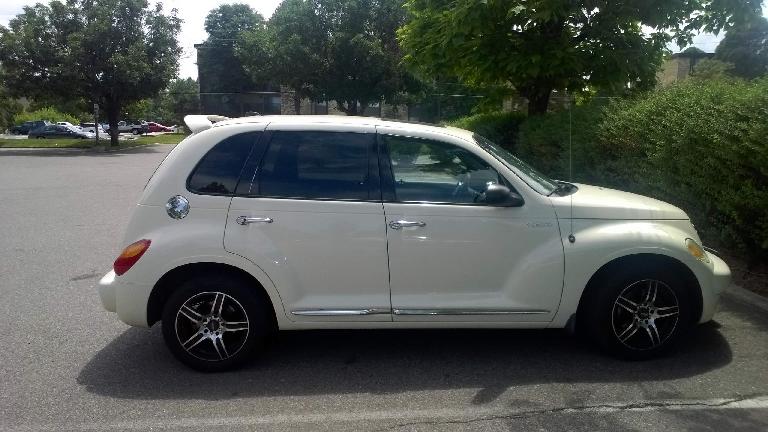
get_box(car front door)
[377,127,564,323]
[224,125,392,322]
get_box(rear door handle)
[236,216,273,225]
[389,220,426,230]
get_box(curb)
[0,143,165,155]
[723,284,768,313]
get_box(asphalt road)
[1,145,768,431]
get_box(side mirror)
[484,184,524,207]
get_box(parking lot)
[1,145,767,431]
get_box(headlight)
[685,238,709,262]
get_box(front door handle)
[389,220,426,230]
[236,216,273,225]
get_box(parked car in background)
[80,122,106,135]
[10,120,52,135]
[98,115,730,371]
[106,120,148,135]
[56,122,80,129]
[147,122,174,133]
[29,124,94,139]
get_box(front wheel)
[161,275,274,372]
[132,129,140,135]
[581,267,695,360]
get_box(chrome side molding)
[291,308,391,316]
[290,308,549,316]
[392,309,549,316]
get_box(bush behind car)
[450,77,768,261]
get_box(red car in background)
[147,122,174,133]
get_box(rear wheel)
[132,129,140,135]
[581,266,694,359]
[161,274,274,372]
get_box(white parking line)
[9,395,768,431]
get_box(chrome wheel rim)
[175,292,249,362]
[611,279,679,351]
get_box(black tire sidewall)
[582,266,695,360]
[161,275,272,372]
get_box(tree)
[318,0,407,115]
[691,59,736,80]
[239,0,323,114]
[398,0,763,115]
[237,0,410,116]
[0,0,182,146]
[715,16,768,79]
[198,4,265,104]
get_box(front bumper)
[699,252,731,323]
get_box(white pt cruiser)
[99,115,731,371]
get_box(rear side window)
[187,132,260,195]
[255,131,373,200]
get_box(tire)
[161,274,274,372]
[132,129,140,135]
[580,265,695,360]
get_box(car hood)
[549,183,688,220]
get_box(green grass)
[0,133,187,149]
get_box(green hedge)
[13,107,80,126]
[451,78,768,259]
[447,111,526,150]
[599,78,768,255]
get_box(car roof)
[210,115,473,141]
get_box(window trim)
[185,131,262,197]
[235,129,381,202]
[378,133,519,207]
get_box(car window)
[187,132,260,196]
[383,135,508,205]
[254,131,373,201]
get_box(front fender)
[550,219,714,327]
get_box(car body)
[147,122,174,133]
[80,122,106,135]
[98,115,730,371]
[10,120,51,135]
[29,124,94,139]
[107,120,148,135]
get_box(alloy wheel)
[174,291,250,362]
[611,279,680,350]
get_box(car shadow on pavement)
[77,321,732,403]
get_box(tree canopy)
[0,0,181,146]
[198,4,266,97]
[237,0,410,115]
[398,0,764,115]
[715,15,768,79]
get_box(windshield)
[473,134,558,195]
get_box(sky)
[0,0,763,80]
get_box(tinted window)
[255,131,373,200]
[383,135,507,204]
[187,132,259,195]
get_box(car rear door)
[377,127,564,323]
[224,124,392,322]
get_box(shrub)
[516,101,607,183]
[13,107,80,126]
[447,111,526,150]
[599,77,768,257]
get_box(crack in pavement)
[376,394,768,431]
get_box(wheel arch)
[146,262,278,327]
[575,253,703,329]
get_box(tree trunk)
[106,101,120,147]
[293,93,301,115]
[525,87,552,116]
